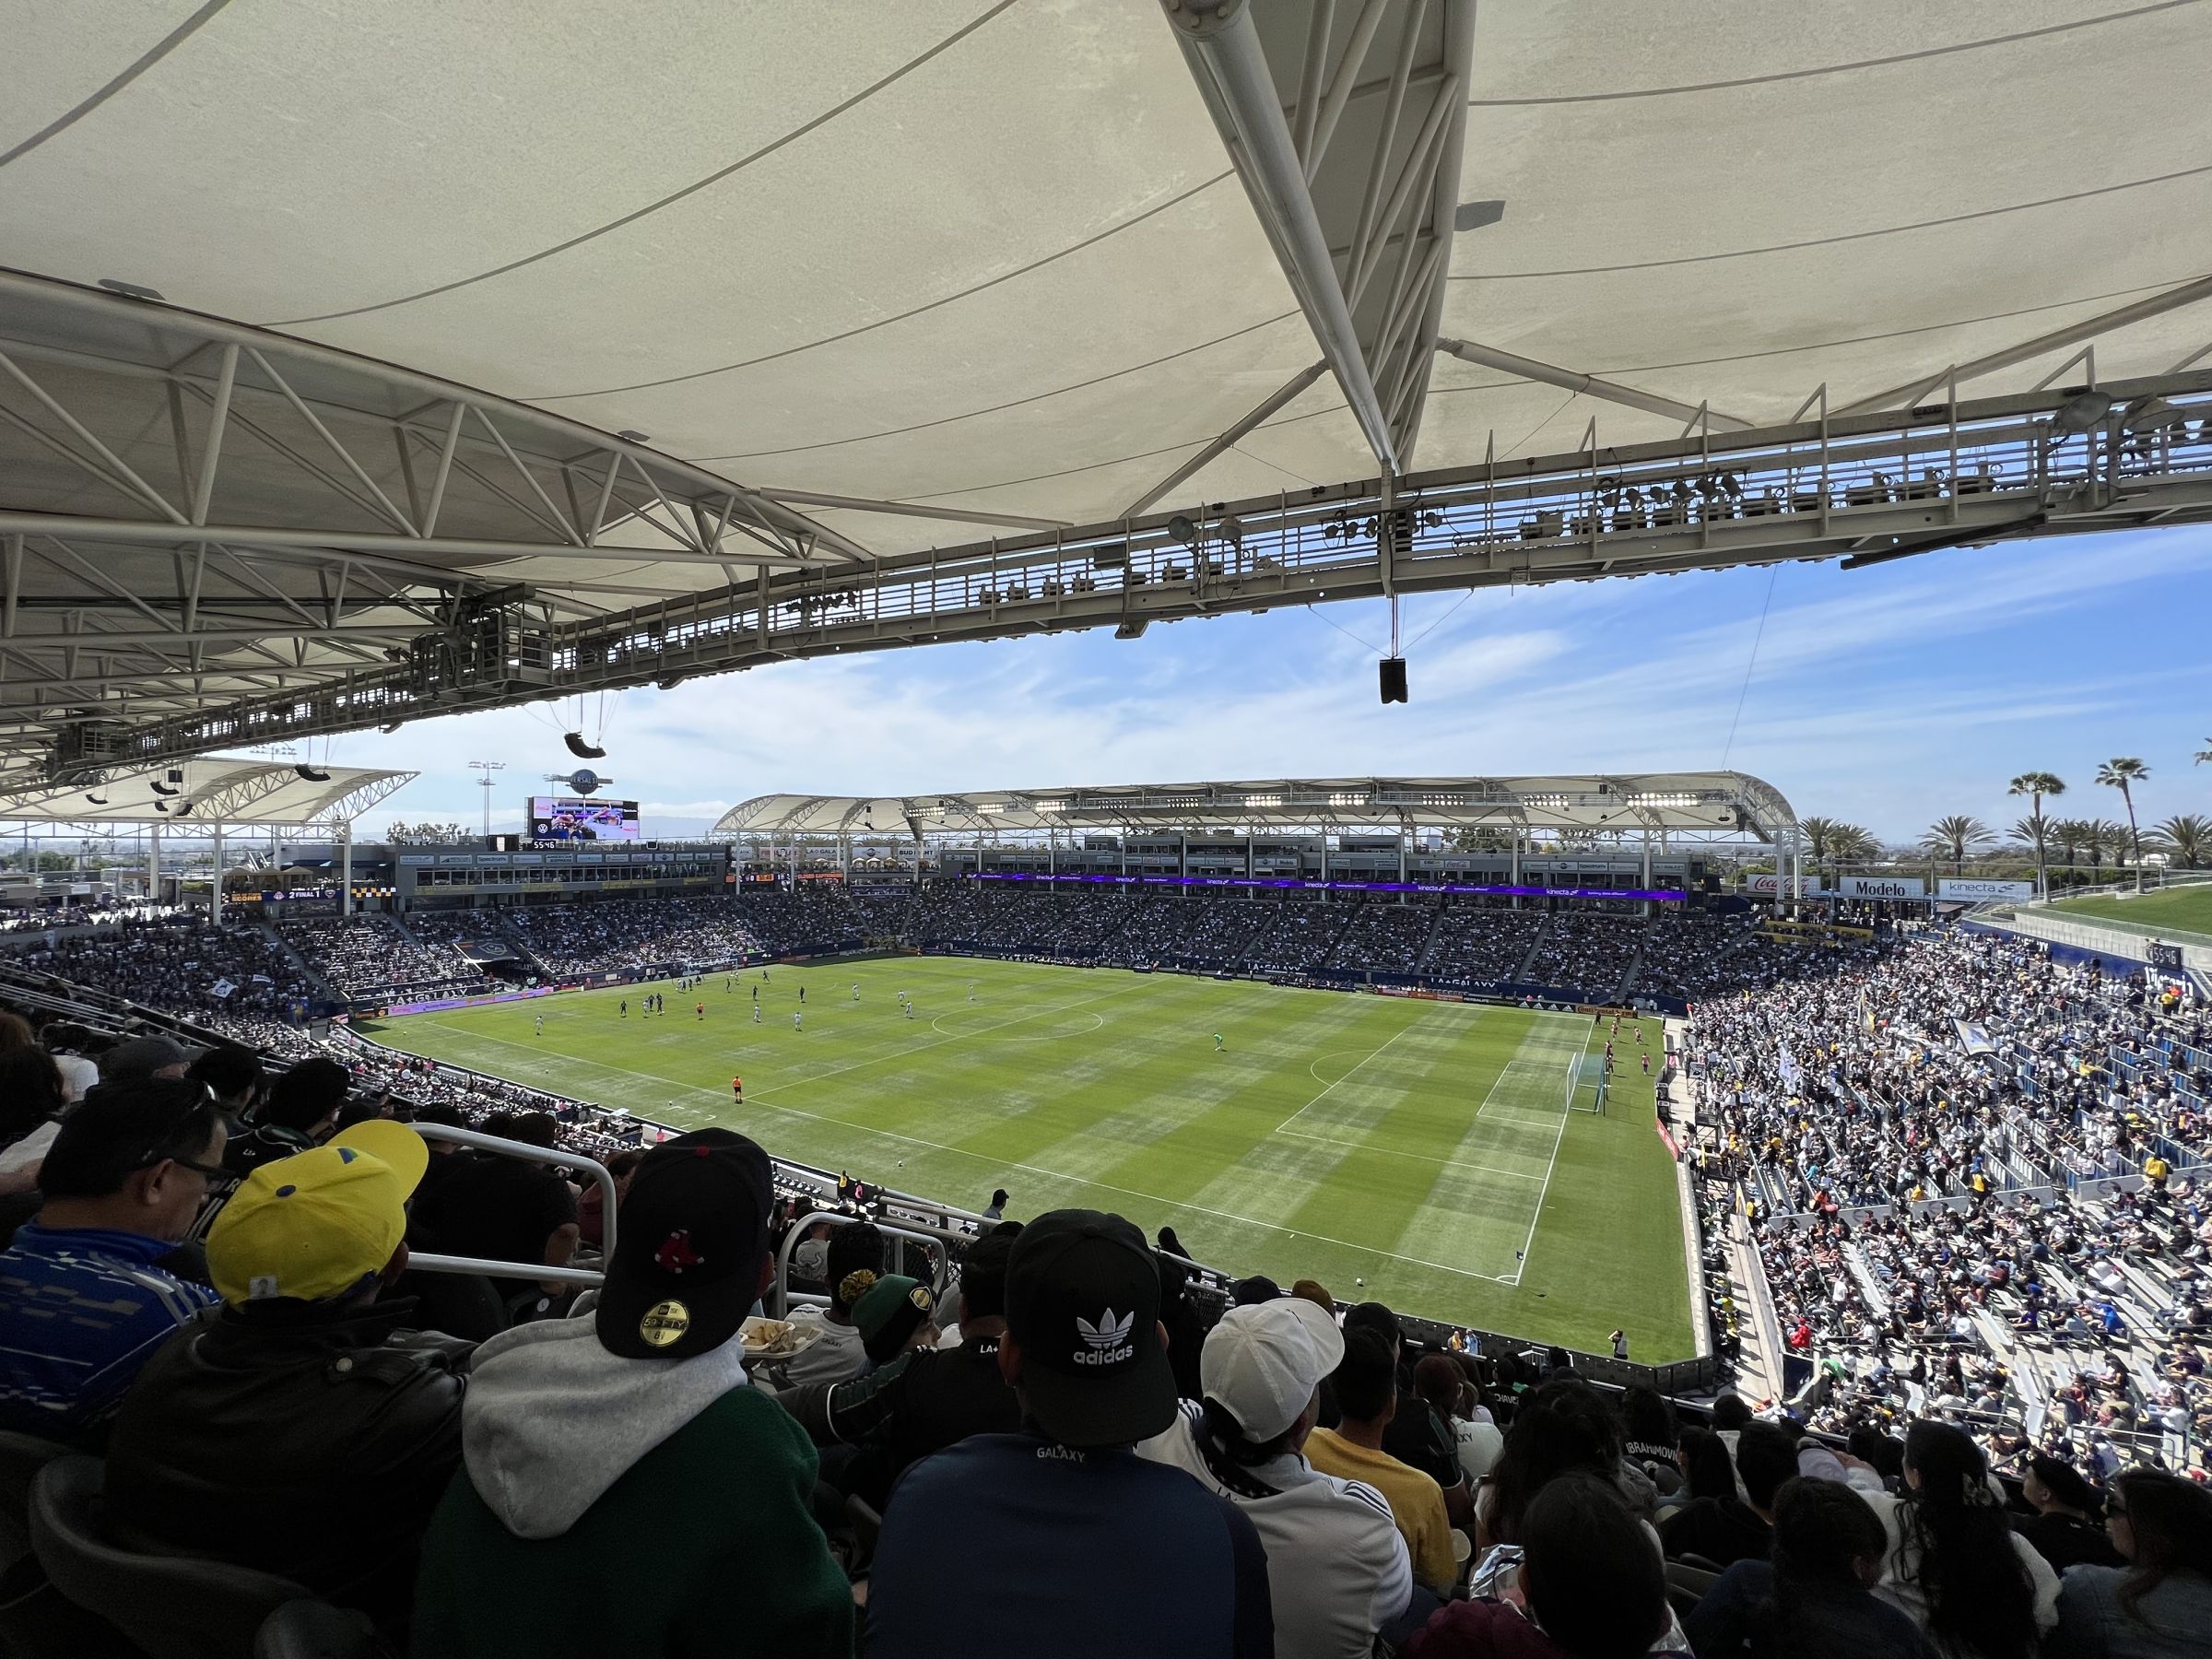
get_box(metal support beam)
[1121,360,1328,517]
[0,514,818,571]
[1164,1,1400,472]
[1436,339,1754,429]
[754,489,1070,532]
[1838,272,2212,415]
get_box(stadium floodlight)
[1166,514,1198,547]
[1219,517,1245,549]
[2121,394,2188,433]
[2048,389,2113,441]
[616,429,651,443]
[97,277,165,300]
[1115,620,1149,640]
[379,721,404,734]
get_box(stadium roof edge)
[0,757,415,829]
[711,772,1795,840]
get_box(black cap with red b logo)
[595,1128,772,1360]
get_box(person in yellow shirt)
[1302,1328,1457,1594]
[2146,1153,2171,1189]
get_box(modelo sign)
[1834,876,1924,899]
[1745,875,1924,899]
[1936,878,2034,901]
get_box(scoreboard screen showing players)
[528,796,641,842]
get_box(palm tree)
[2096,758,2151,889]
[2197,738,2212,766]
[2157,813,2210,870]
[1797,817,1840,886]
[2007,771,2066,897]
[1921,815,1994,876]
[2051,818,2092,887]
[1829,823,1877,885]
[2086,818,2128,882]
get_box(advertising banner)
[1747,875,1928,900]
[1834,876,1925,900]
[1936,878,2033,901]
[1744,875,1826,897]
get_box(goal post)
[1569,1053,1608,1115]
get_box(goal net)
[1568,1053,1609,1115]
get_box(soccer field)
[368,957,1696,1358]
[2050,884,2212,938]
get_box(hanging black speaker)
[563,731,607,759]
[1379,657,1408,703]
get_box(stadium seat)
[253,1600,382,1659]
[0,1430,69,1566]
[393,1267,507,1342]
[29,1454,315,1659]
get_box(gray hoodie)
[460,1312,752,1539]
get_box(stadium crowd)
[0,901,2207,1654]
[1688,926,2212,1500]
[499,894,765,975]
[279,915,489,1003]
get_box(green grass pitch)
[368,957,1697,1358]
[2050,884,2212,937]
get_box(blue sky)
[332,528,2212,845]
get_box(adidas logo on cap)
[1074,1307,1135,1366]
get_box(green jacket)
[411,1384,853,1657]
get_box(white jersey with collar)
[1138,1399,1411,1659]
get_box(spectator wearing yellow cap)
[103,1119,469,1633]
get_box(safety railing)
[405,1122,618,1290]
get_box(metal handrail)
[770,1207,958,1319]
[404,1122,617,1288]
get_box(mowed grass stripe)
[371,959,1692,1356]
[1382,1015,1593,1283]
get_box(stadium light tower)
[469,759,506,839]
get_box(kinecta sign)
[1936,878,2034,901]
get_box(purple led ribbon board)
[968,871,1684,902]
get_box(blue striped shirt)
[0,1223,216,1440]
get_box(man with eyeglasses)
[0,1077,226,1442]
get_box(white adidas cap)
[1200,1295,1345,1443]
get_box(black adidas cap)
[1005,1209,1174,1449]
[595,1128,772,1360]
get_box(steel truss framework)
[7,287,2212,788]
[5,237,2212,788]
[1163,0,1473,476]
[0,757,415,830]
[712,772,1797,846]
[0,267,868,778]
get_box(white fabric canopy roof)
[714,771,1796,838]
[0,756,414,827]
[6,0,2206,548]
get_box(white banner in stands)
[1936,878,2034,901]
